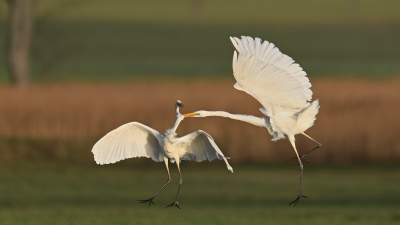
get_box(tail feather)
[297,100,319,133]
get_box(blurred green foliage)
[30,0,400,25]
[0,0,399,82]
[0,164,399,224]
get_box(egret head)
[176,100,185,109]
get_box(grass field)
[1,0,400,82]
[0,163,399,225]
[31,0,400,25]
[1,1,399,224]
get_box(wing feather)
[92,122,164,165]
[254,37,262,59]
[231,36,312,111]
[178,130,233,172]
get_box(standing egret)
[92,100,233,209]
[183,36,321,206]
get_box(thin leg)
[302,133,321,146]
[289,137,309,207]
[138,157,171,206]
[165,159,182,209]
[290,133,322,162]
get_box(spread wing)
[178,130,233,172]
[230,36,312,111]
[92,122,164,165]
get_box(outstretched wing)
[92,122,164,165]
[231,36,312,111]
[178,130,233,172]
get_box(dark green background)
[0,0,399,82]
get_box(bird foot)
[165,201,180,209]
[137,197,156,207]
[289,195,309,207]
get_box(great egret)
[92,100,233,209]
[183,36,321,206]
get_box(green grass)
[1,22,399,83]
[30,0,400,25]
[0,0,399,83]
[0,163,399,225]
[2,0,400,25]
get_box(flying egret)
[92,100,233,209]
[183,36,321,206]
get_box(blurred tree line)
[2,0,398,85]
[4,0,33,86]
[2,0,204,86]
[3,0,86,86]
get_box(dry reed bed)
[0,79,399,163]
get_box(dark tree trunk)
[5,0,33,86]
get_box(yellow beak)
[183,112,200,117]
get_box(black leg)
[138,158,170,207]
[289,144,321,163]
[289,162,309,207]
[289,133,322,162]
[289,137,309,207]
[165,160,182,209]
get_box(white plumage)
[183,36,321,206]
[92,100,232,209]
[93,122,164,164]
[92,121,232,170]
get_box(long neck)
[171,115,184,133]
[198,110,266,128]
[175,103,180,117]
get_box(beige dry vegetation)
[0,79,399,163]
